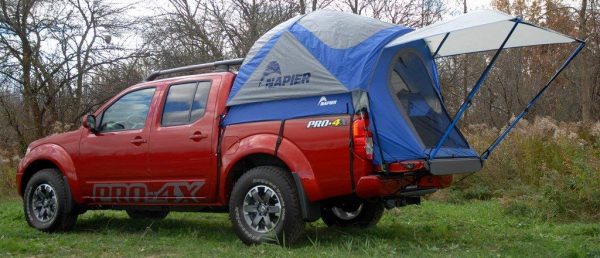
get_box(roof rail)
[144,58,244,81]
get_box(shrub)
[0,162,17,198]
[449,117,600,221]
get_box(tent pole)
[429,19,520,160]
[433,33,450,57]
[480,41,585,160]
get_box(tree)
[1,0,598,155]
[0,0,145,152]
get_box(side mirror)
[83,114,97,133]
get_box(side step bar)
[145,58,244,81]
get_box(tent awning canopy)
[385,10,579,57]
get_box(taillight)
[375,160,425,173]
[353,110,373,160]
[387,160,425,172]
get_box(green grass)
[1,199,598,257]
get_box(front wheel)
[321,200,384,228]
[229,166,305,245]
[23,169,78,232]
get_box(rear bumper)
[426,157,483,175]
[355,174,451,199]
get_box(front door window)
[99,88,156,132]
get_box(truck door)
[78,87,157,203]
[146,79,219,203]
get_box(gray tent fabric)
[386,10,577,57]
[228,10,408,106]
[297,10,395,49]
[228,31,348,106]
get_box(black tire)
[23,168,78,232]
[126,210,170,220]
[229,166,305,245]
[321,201,384,228]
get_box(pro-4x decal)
[306,118,348,128]
[92,181,204,203]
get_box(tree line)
[0,0,597,154]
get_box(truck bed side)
[220,114,354,202]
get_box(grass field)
[0,198,598,257]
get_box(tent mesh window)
[388,48,467,149]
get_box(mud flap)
[292,173,320,222]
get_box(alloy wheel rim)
[331,203,363,220]
[242,185,282,233]
[31,184,58,223]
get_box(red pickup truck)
[17,59,454,244]
[18,9,580,245]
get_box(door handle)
[130,136,147,145]
[189,131,208,141]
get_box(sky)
[113,0,495,50]
[122,0,495,18]
[460,0,493,11]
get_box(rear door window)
[162,81,212,126]
[190,82,211,121]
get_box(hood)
[27,129,82,152]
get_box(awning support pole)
[480,41,585,160]
[429,19,520,160]
[433,33,450,57]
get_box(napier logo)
[318,96,337,106]
[259,61,311,88]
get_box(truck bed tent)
[223,9,583,173]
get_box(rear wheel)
[321,200,384,228]
[229,166,305,245]
[23,169,78,232]
[126,210,170,220]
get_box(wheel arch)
[18,144,82,203]
[225,153,290,194]
[220,133,323,207]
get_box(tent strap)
[429,19,521,160]
[480,41,585,160]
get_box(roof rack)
[144,58,244,81]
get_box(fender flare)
[220,133,323,204]
[18,144,83,203]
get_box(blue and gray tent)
[224,9,583,173]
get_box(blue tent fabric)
[223,93,353,125]
[367,41,426,163]
[224,10,478,164]
[368,40,475,163]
